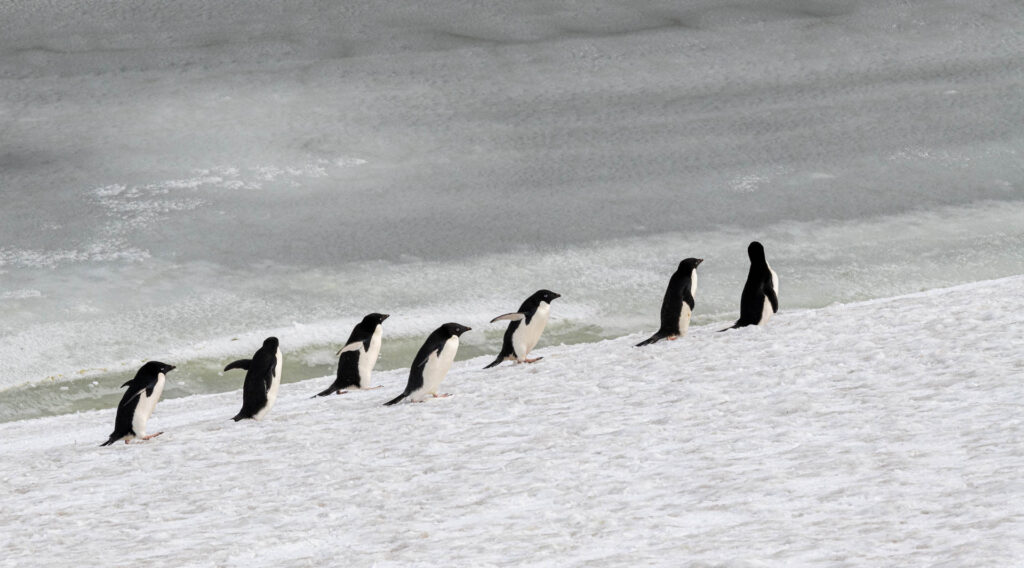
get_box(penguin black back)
[385,322,471,406]
[484,289,561,369]
[226,336,282,421]
[314,313,389,397]
[100,361,175,446]
[637,258,702,347]
[727,241,778,329]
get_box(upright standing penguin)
[484,289,561,369]
[100,361,174,446]
[225,336,283,421]
[384,323,471,406]
[314,313,389,397]
[636,258,703,346]
[725,241,778,329]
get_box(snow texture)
[2,277,1022,566]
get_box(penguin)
[100,361,174,446]
[225,336,283,421]
[724,241,778,329]
[314,313,389,397]
[384,322,471,406]
[636,258,704,347]
[484,289,561,369]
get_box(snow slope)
[1,277,1023,566]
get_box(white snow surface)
[2,277,1022,567]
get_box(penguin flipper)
[224,359,252,372]
[635,332,668,347]
[490,312,525,323]
[766,288,779,313]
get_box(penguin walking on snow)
[636,258,703,346]
[384,323,471,406]
[314,313,389,396]
[724,241,778,329]
[484,289,560,369]
[100,361,174,446]
[225,337,283,421]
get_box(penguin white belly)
[253,349,283,420]
[678,304,692,337]
[679,269,697,336]
[358,327,383,388]
[411,337,458,402]
[131,372,166,437]
[760,266,779,325]
[513,302,550,359]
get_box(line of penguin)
[101,241,779,446]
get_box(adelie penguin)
[724,241,778,330]
[636,258,703,347]
[384,323,471,406]
[100,361,174,446]
[484,289,560,369]
[314,313,389,397]
[225,336,283,421]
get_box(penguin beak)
[696,258,704,266]
[167,365,176,372]
[381,314,390,321]
[552,293,561,299]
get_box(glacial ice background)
[1,0,1023,421]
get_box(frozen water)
[1,277,1022,566]
[1,2,1023,406]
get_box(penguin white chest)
[131,372,166,437]
[678,269,697,336]
[760,265,779,324]
[513,302,550,359]
[359,326,383,387]
[254,349,283,420]
[412,337,458,402]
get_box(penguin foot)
[141,432,164,441]
[524,357,544,363]
[335,390,350,395]
[368,385,384,390]
[668,336,679,341]
[432,393,452,398]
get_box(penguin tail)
[718,321,744,332]
[313,386,335,398]
[231,412,247,422]
[484,350,512,369]
[99,437,117,447]
[383,392,408,406]
[635,332,667,347]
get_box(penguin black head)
[140,361,175,376]
[747,241,766,262]
[531,289,561,303]
[441,322,472,337]
[364,313,390,324]
[263,337,280,349]
[679,258,704,271]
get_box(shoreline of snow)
[2,276,1023,566]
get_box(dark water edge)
[0,322,609,424]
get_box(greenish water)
[0,323,609,424]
